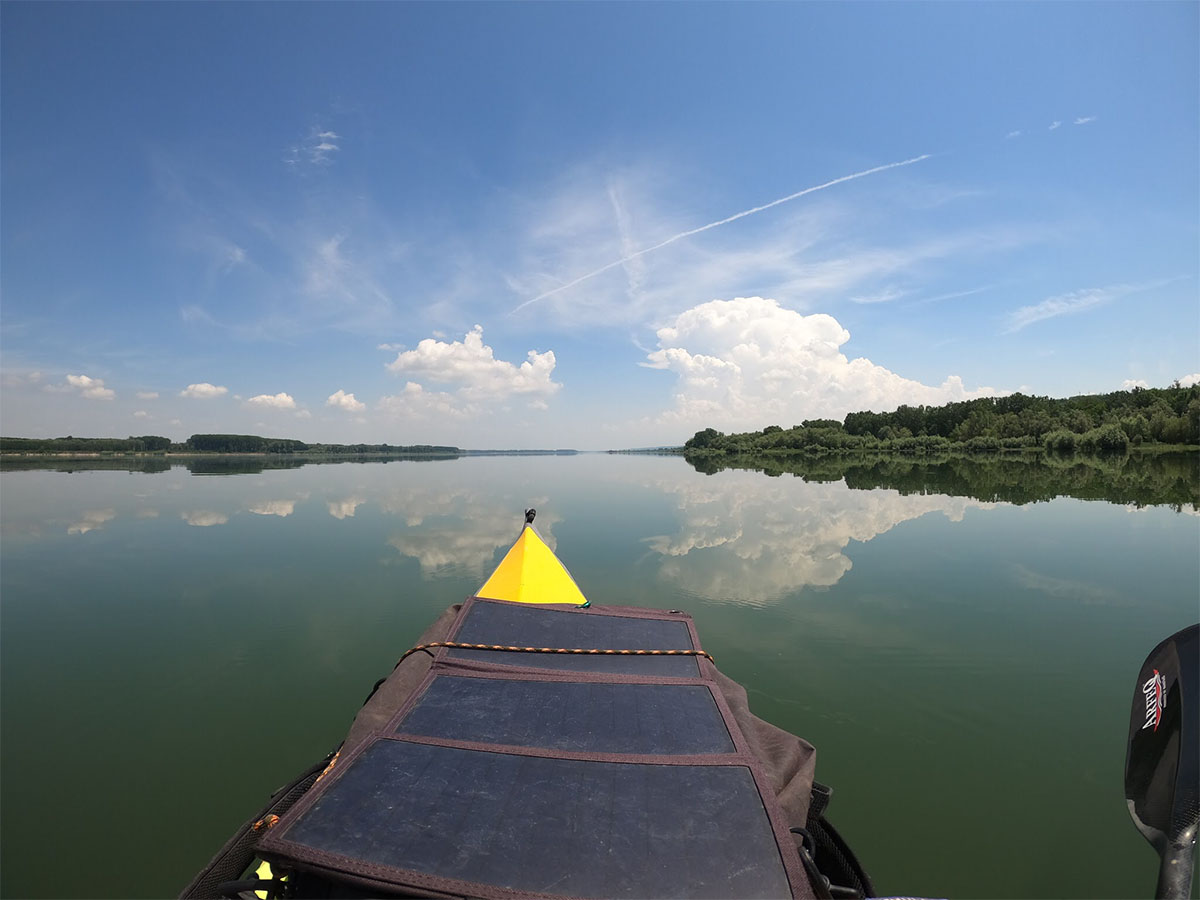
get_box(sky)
[2,2,1197,449]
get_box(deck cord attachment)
[397,640,714,665]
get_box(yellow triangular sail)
[477,524,589,606]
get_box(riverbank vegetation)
[687,450,1199,511]
[684,385,1199,457]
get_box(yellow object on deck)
[477,522,589,606]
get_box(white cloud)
[1074,116,1097,125]
[1006,130,1022,139]
[136,391,160,400]
[133,410,150,419]
[246,392,296,410]
[1122,379,1150,390]
[644,297,998,431]
[63,374,115,400]
[1049,121,1062,130]
[327,389,366,412]
[181,382,228,399]
[378,381,471,420]
[1179,373,1200,388]
[295,409,312,419]
[386,325,560,405]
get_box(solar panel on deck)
[279,739,791,899]
[449,601,700,675]
[397,675,735,754]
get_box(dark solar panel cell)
[450,602,700,675]
[397,676,735,754]
[282,740,791,899]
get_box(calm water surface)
[1,454,1197,899]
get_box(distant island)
[0,433,579,457]
[683,385,1199,458]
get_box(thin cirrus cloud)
[1002,280,1171,333]
[383,325,560,416]
[246,392,296,410]
[180,382,228,399]
[285,127,342,168]
[327,389,366,412]
[510,153,933,314]
[1074,116,1097,125]
[643,296,999,433]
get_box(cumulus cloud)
[1122,379,1150,391]
[377,382,470,420]
[136,391,159,400]
[181,382,228,399]
[60,374,115,400]
[1074,116,1096,125]
[1179,374,1200,388]
[133,410,150,419]
[327,389,366,412]
[384,325,560,415]
[644,297,997,431]
[246,392,296,410]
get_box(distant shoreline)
[0,448,594,459]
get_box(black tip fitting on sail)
[525,508,536,525]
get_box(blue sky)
[2,2,1196,448]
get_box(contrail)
[511,153,932,314]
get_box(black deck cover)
[258,598,812,899]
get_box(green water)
[1,453,1196,899]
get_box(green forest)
[685,385,1200,457]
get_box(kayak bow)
[476,508,589,607]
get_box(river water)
[1,453,1196,898]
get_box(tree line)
[0,433,462,455]
[685,385,1200,457]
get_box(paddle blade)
[1125,623,1199,899]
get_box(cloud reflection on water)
[68,509,116,535]
[181,510,229,527]
[644,472,997,606]
[382,485,558,578]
